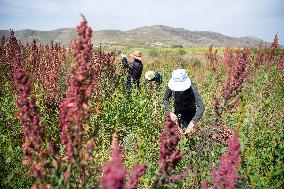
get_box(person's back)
[129,59,143,82]
[172,86,196,112]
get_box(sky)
[0,0,283,44]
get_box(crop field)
[0,18,283,189]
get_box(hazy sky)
[0,0,283,44]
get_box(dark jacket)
[148,71,163,85]
[163,83,204,122]
[122,57,143,81]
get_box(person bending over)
[163,69,204,134]
[144,70,163,86]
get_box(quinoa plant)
[205,44,218,71]
[201,129,241,189]
[152,113,191,188]
[100,134,147,189]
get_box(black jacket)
[163,83,204,122]
[122,57,143,81]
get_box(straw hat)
[145,71,156,80]
[130,50,142,61]
[168,69,191,91]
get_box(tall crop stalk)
[100,134,147,189]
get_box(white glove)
[169,112,177,122]
[184,121,195,134]
[121,53,126,59]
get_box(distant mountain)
[0,25,270,47]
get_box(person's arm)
[191,83,204,122]
[163,86,172,112]
[122,57,129,68]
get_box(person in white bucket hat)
[164,69,204,134]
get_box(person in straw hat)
[121,50,143,92]
[164,69,204,134]
[144,70,162,86]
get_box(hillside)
[0,25,269,47]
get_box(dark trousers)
[126,75,140,92]
[174,109,196,129]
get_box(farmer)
[163,69,204,134]
[144,70,163,86]
[121,50,143,92]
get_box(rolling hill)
[0,25,269,47]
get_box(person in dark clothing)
[144,70,163,86]
[163,69,204,134]
[121,50,143,92]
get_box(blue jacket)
[148,71,162,85]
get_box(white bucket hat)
[168,69,191,91]
[145,70,156,80]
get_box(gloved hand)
[169,112,177,122]
[121,53,127,59]
[184,120,196,134]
